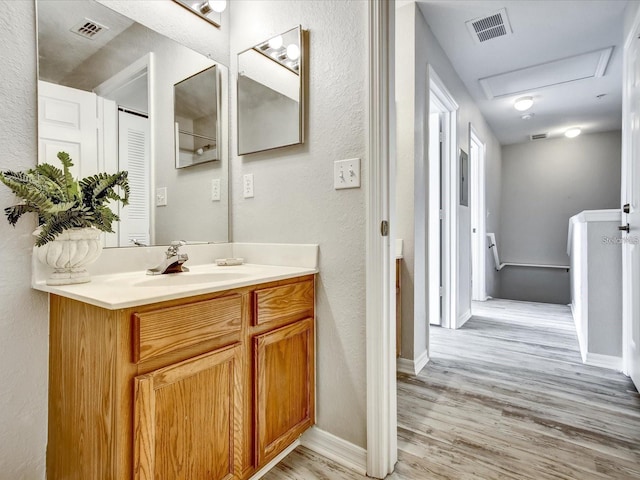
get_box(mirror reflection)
[36,0,228,247]
[175,65,220,169]
[237,26,304,155]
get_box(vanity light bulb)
[286,44,300,61]
[209,0,226,12]
[269,35,283,49]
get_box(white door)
[118,110,151,247]
[623,27,640,390]
[470,127,486,302]
[428,110,442,326]
[38,81,98,178]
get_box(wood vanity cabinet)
[46,275,315,480]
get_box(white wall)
[229,0,368,448]
[395,3,502,360]
[0,2,49,477]
[499,131,621,304]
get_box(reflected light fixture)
[286,43,300,61]
[564,127,581,138]
[521,113,534,120]
[269,35,283,49]
[514,96,534,111]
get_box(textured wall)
[229,0,368,447]
[0,1,49,478]
[499,131,621,303]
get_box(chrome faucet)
[146,241,190,275]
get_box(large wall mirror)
[237,26,305,155]
[36,0,229,247]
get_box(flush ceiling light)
[565,127,581,138]
[514,96,533,111]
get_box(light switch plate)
[334,158,361,189]
[211,178,221,201]
[243,173,254,198]
[156,187,167,207]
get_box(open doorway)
[428,66,458,330]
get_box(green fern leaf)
[4,204,38,226]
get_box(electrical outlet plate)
[334,158,361,189]
[156,187,167,206]
[243,173,254,198]
[211,178,221,201]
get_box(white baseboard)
[300,426,367,475]
[585,352,623,371]
[396,349,430,376]
[248,439,300,480]
[456,309,472,328]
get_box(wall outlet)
[334,158,361,189]
[211,178,221,201]
[156,187,167,207]
[243,173,254,198]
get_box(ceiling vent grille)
[530,133,549,141]
[70,19,109,40]
[466,9,513,44]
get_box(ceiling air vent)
[530,133,549,141]
[465,8,513,44]
[70,18,109,40]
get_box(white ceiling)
[415,0,629,145]
[37,0,134,84]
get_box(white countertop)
[33,263,317,310]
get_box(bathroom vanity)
[37,250,317,480]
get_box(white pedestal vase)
[34,227,103,285]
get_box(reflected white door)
[623,30,640,390]
[38,81,98,178]
[118,110,151,247]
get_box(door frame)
[621,5,640,383]
[366,0,397,478]
[469,124,487,301]
[428,66,458,329]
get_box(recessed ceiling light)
[565,127,581,138]
[514,96,533,111]
[521,113,534,120]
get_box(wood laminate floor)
[263,299,640,479]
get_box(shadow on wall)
[498,267,570,304]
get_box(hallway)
[266,299,640,479]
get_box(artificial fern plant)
[0,151,129,246]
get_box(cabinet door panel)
[135,344,243,480]
[254,318,315,466]
[253,279,314,326]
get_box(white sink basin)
[133,272,252,287]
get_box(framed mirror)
[237,25,305,155]
[174,65,221,168]
[36,0,229,247]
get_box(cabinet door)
[134,344,243,480]
[254,318,315,466]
